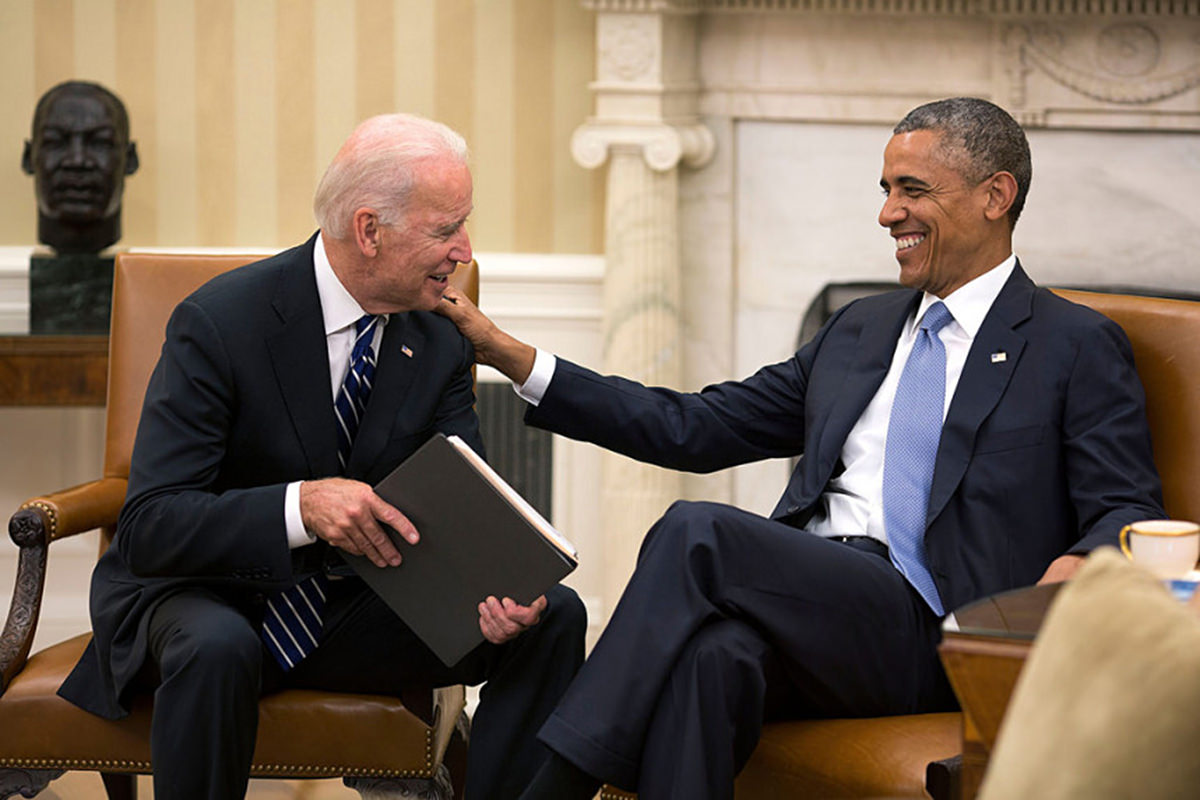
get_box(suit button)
[786,505,800,514]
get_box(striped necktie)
[882,301,952,617]
[334,315,381,471]
[262,314,381,671]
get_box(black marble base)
[29,252,115,334]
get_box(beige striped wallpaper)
[0,0,604,254]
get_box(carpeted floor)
[27,773,358,799]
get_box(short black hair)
[894,97,1032,228]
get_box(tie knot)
[920,302,953,335]
[355,314,379,337]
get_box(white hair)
[313,113,469,239]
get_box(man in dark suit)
[57,114,586,800]
[436,98,1165,799]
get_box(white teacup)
[1119,519,1200,580]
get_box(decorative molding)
[1006,22,1200,105]
[572,122,717,171]
[588,0,1200,14]
[599,15,661,82]
[680,7,1200,131]
[585,0,704,12]
[1096,23,1160,78]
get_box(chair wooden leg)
[0,768,63,799]
[100,771,137,800]
[442,710,470,800]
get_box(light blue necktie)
[262,314,380,671]
[883,301,952,617]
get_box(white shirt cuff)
[284,481,316,549]
[513,348,556,406]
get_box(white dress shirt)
[516,255,1018,549]
[805,255,1016,544]
[282,232,388,549]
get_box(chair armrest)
[430,684,466,770]
[1,477,127,692]
[16,477,128,544]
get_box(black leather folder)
[340,433,578,666]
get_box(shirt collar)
[313,231,387,336]
[913,253,1017,339]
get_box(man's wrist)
[484,330,536,385]
[285,481,317,548]
[514,349,556,406]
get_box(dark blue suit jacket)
[60,234,482,719]
[526,265,1164,612]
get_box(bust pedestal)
[28,252,115,335]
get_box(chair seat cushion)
[0,633,438,778]
[735,714,962,798]
[600,713,961,799]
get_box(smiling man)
[435,97,1165,800]
[57,114,586,800]
[22,80,139,254]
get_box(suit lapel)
[927,265,1034,524]
[813,291,917,482]
[265,235,341,478]
[346,312,428,476]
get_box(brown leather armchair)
[0,252,479,799]
[1054,289,1200,526]
[604,288,1200,800]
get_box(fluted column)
[604,145,680,608]
[572,3,716,614]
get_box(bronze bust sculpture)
[21,81,139,254]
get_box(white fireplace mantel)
[584,0,1200,131]
[577,0,1200,528]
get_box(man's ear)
[353,208,381,257]
[983,171,1018,222]
[21,141,34,175]
[125,141,140,175]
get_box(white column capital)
[571,121,715,172]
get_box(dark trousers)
[537,501,955,800]
[145,580,585,800]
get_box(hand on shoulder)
[435,285,537,384]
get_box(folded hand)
[478,594,548,644]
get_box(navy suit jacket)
[60,234,483,719]
[526,265,1164,612]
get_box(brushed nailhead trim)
[20,500,58,539]
[0,729,436,778]
[0,758,150,770]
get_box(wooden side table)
[938,582,1062,799]
[0,335,108,406]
